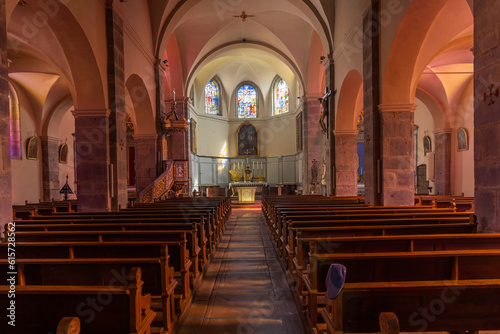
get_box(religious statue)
[318,88,337,133]
[321,159,327,185]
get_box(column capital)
[303,94,323,102]
[433,128,452,135]
[335,129,358,136]
[72,109,111,118]
[133,134,158,141]
[378,104,417,113]
[39,136,60,144]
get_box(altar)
[229,182,268,202]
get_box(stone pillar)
[363,0,382,206]
[474,0,500,232]
[166,99,189,161]
[72,109,111,212]
[433,129,451,195]
[155,60,167,174]
[40,136,60,201]
[0,0,12,227]
[379,104,416,206]
[134,134,157,194]
[335,131,358,196]
[106,4,127,210]
[302,96,324,194]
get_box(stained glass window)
[205,80,220,115]
[274,79,289,115]
[237,85,257,118]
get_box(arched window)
[9,83,21,159]
[237,84,257,118]
[205,80,220,115]
[273,78,289,115]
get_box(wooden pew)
[0,267,156,334]
[0,241,189,332]
[10,217,207,275]
[295,233,500,282]
[0,253,177,333]
[8,230,193,297]
[278,211,473,254]
[284,216,476,271]
[306,248,500,328]
[32,213,215,257]
[320,280,500,334]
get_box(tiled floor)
[176,201,309,334]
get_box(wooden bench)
[320,279,500,334]
[0,252,177,333]
[10,217,207,275]
[1,234,192,301]
[0,241,191,332]
[278,211,473,255]
[306,248,500,328]
[284,216,476,270]
[0,267,155,334]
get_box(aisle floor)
[176,201,309,334]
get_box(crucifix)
[318,87,337,133]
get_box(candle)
[173,89,176,101]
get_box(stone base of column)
[380,104,416,206]
[336,131,358,196]
[41,136,60,201]
[434,129,451,196]
[134,134,157,195]
[73,110,111,212]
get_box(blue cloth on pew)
[326,263,346,300]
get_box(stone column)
[72,109,111,212]
[134,134,157,194]
[106,3,127,210]
[474,0,500,232]
[363,0,382,206]
[335,131,358,196]
[433,129,451,195]
[302,96,324,194]
[379,104,416,206]
[0,0,12,227]
[40,136,60,201]
[155,60,167,174]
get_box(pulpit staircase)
[138,160,189,203]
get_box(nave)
[177,201,308,334]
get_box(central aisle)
[176,201,309,334]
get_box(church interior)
[2,0,500,333]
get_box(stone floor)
[176,201,309,334]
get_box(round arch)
[382,0,472,105]
[336,69,363,132]
[125,74,155,135]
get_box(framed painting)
[26,136,38,160]
[59,143,68,164]
[296,112,303,152]
[423,135,432,156]
[190,118,197,154]
[237,121,258,156]
[457,127,468,151]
